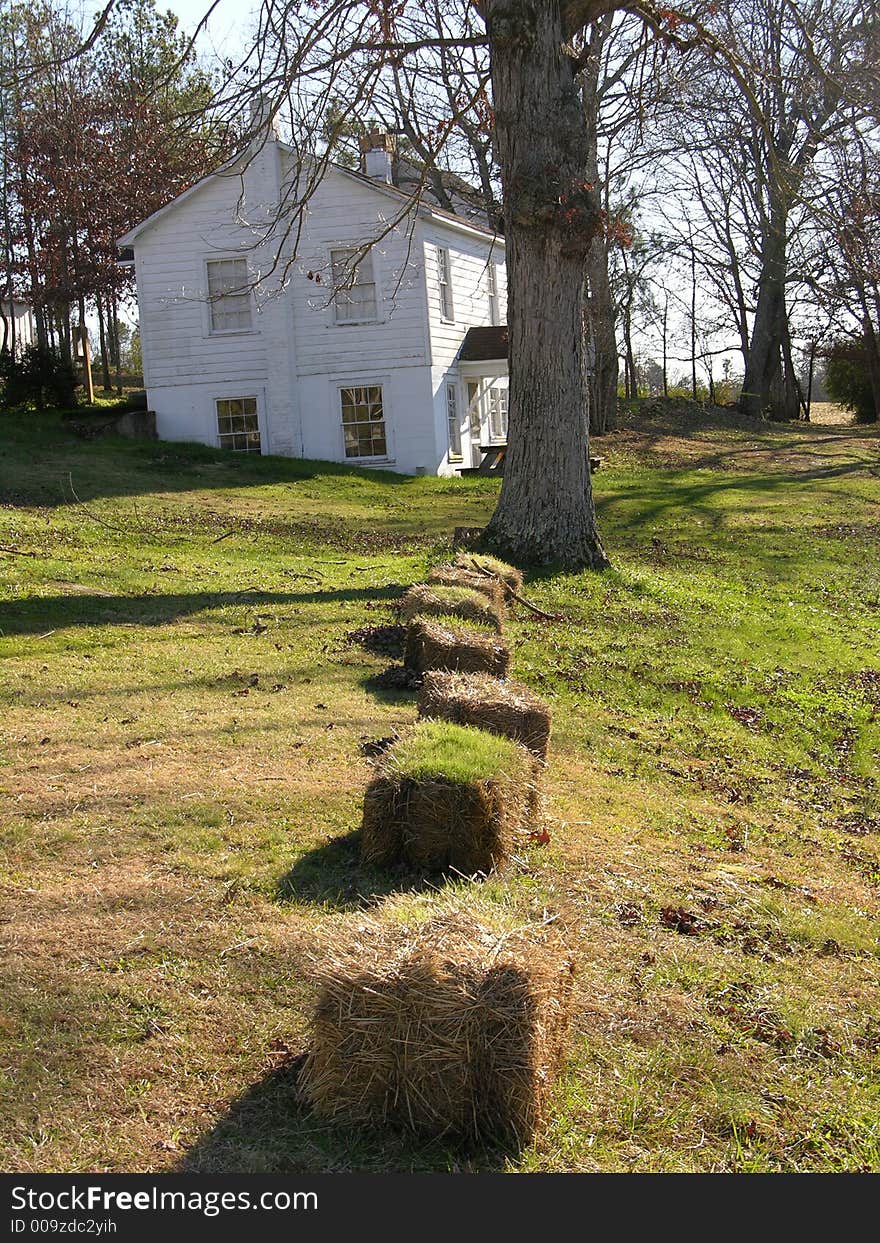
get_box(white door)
[466,381,483,468]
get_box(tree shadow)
[176,1056,508,1173]
[0,584,406,637]
[0,417,432,507]
[593,466,878,534]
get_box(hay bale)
[404,617,511,677]
[426,564,507,612]
[418,670,552,760]
[361,719,537,874]
[300,900,575,1146]
[398,582,504,633]
[455,551,523,594]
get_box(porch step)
[458,452,603,477]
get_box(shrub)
[824,338,878,424]
[0,344,78,411]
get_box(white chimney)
[359,130,395,184]
[248,95,282,142]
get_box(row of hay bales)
[298,552,573,1149]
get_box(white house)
[1,300,38,356]
[118,124,509,476]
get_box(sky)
[160,0,254,56]
[84,0,253,58]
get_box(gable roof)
[118,139,503,250]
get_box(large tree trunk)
[740,207,790,419]
[482,0,609,569]
[582,15,617,437]
[586,237,618,433]
[862,313,880,424]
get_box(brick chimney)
[359,130,396,184]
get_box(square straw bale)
[404,617,511,677]
[299,901,575,1146]
[418,670,552,760]
[454,552,523,595]
[398,583,504,633]
[361,719,538,874]
[426,564,507,612]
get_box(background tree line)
[2,0,876,423]
[0,0,226,396]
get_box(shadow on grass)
[0,584,406,636]
[176,1057,506,1173]
[276,831,436,912]
[0,413,499,507]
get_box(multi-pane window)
[446,383,462,459]
[487,263,500,326]
[207,258,252,333]
[437,246,454,321]
[340,385,387,458]
[216,397,261,453]
[331,248,378,323]
[488,386,508,441]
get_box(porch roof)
[458,325,508,363]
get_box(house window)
[207,258,252,333]
[216,396,261,452]
[340,385,387,458]
[487,263,499,326]
[488,386,508,441]
[437,246,454,321]
[331,248,378,323]
[446,384,462,459]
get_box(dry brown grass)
[418,670,552,760]
[2,409,879,1173]
[299,897,575,1146]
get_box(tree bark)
[482,0,609,569]
[581,17,617,437]
[96,295,112,391]
[740,206,790,419]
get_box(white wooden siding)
[281,161,429,376]
[423,227,507,371]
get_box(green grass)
[1,406,879,1173]
[388,720,529,785]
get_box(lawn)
[1,405,879,1172]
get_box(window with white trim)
[446,383,462,459]
[488,386,508,441]
[206,258,252,333]
[331,248,378,323]
[437,246,454,321]
[216,396,261,453]
[340,385,387,458]
[487,263,500,326]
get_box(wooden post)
[805,339,816,423]
[80,321,94,405]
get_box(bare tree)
[664,0,875,420]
